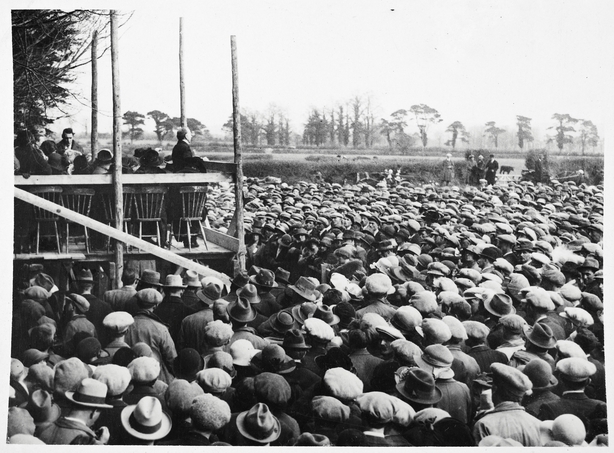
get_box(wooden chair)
[179,185,209,251]
[28,186,63,254]
[133,186,168,247]
[99,187,136,252]
[61,187,95,253]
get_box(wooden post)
[179,18,186,128]
[90,30,98,160]
[110,11,124,288]
[231,35,245,273]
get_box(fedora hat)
[313,305,340,326]
[65,378,113,409]
[163,274,187,289]
[140,269,162,287]
[250,268,278,289]
[228,297,257,323]
[282,329,311,350]
[291,302,317,325]
[75,268,93,282]
[288,276,319,301]
[121,396,172,441]
[236,403,281,444]
[484,293,516,318]
[275,268,291,285]
[237,284,261,305]
[184,270,201,288]
[396,367,443,405]
[197,282,223,306]
[27,389,61,426]
[525,322,557,349]
[251,344,295,373]
[269,311,295,335]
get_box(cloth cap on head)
[196,368,232,394]
[391,340,422,364]
[236,403,281,443]
[442,316,468,340]
[551,414,587,446]
[206,351,236,378]
[311,395,351,422]
[68,293,90,313]
[376,324,404,342]
[164,378,204,417]
[555,340,587,359]
[522,358,558,389]
[24,285,50,301]
[254,372,292,407]
[65,378,113,409]
[136,288,163,307]
[364,273,394,295]
[128,356,161,383]
[92,364,132,398]
[102,311,134,334]
[524,287,555,311]
[356,391,415,425]
[7,407,35,437]
[204,320,234,346]
[294,432,331,446]
[421,319,452,344]
[560,284,582,302]
[559,307,593,326]
[499,314,526,335]
[410,291,438,314]
[391,306,423,332]
[323,367,363,400]
[132,342,153,357]
[303,317,335,341]
[121,396,172,441]
[427,262,450,277]
[415,344,454,371]
[26,363,54,392]
[53,357,90,395]
[556,357,596,382]
[229,339,259,366]
[76,337,103,363]
[462,320,490,341]
[491,363,532,397]
[191,393,231,432]
[541,268,566,287]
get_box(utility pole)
[91,30,98,159]
[231,36,245,273]
[179,18,186,128]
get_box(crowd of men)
[9,173,607,446]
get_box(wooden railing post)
[231,36,245,274]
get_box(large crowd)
[9,169,607,446]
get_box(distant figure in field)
[56,128,86,162]
[534,155,543,183]
[441,153,454,185]
[466,154,476,185]
[485,154,499,185]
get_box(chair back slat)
[179,185,208,220]
[29,186,64,220]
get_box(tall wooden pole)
[179,18,186,128]
[231,36,245,273]
[90,30,98,160]
[110,11,124,288]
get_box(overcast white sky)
[26,0,613,145]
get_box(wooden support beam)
[14,172,233,186]
[15,187,232,289]
[91,30,98,159]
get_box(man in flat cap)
[356,274,396,321]
[101,311,134,361]
[473,363,541,446]
[125,288,177,384]
[537,357,606,422]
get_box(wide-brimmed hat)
[291,302,317,325]
[65,378,113,409]
[268,311,295,336]
[396,367,443,405]
[275,268,291,285]
[282,329,311,350]
[197,282,223,306]
[96,149,114,163]
[251,344,295,373]
[26,389,61,426]
[236,403,281,444]
[250,268,278,289]
[236,284,261,305]
[525,322,557,349]
[75,268,94,282]
[228,297,258,323]
[140,269,162,287]
[184,270,201,288]
[484,293,516,317]
[163,274,187,289]
[121,396,172,441]
[313,305,340,326]
[288,276,320,301]
[414,344,454,371]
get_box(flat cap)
[102,311,134,334]
[323,367,363,400]
[559,307,593,326]
[136,288,163,307]
[410,291,438,315]
[196,368,232,393]
[421,318,452,344]
[462,320,490,340]
[556,357,596,381]
[499,314,526,335]
[128,356,160,383]
[491,363,532,397]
